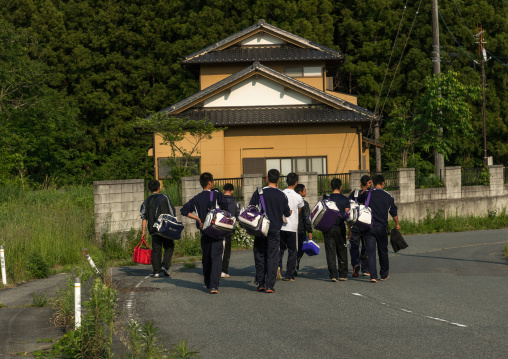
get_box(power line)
[450,0,508,66]
[373,0,410,119]
[438,9,475,62]
[379,0,424,118]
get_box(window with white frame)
[265,157,327,175]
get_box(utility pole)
[374,120,381,172]
[475,26,489,166]
[432,0,445,179]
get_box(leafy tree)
[0,18,83,187]
[135,114,225,182]
[384,71,481,168]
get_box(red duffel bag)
[133,237,152,264]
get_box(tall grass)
[389,208,508,235]
[0,186,99,283]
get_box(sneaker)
[221,272,230,278]
[210,288,219,294]
[161,267,170,277]
[370,278,378,283]
[266,288,275,293]
[153,272,162,278]
[276,267,282,280]
[363,272,370,277]
[380,274,390,281]
[352,265,360,278]
[339,277,348,281]
[284,276,295,281]
[257,285,265,292]
[331,278,338,282]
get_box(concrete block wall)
[181,176,202,205]
[242,173,263,207]
[445,167,462,199]
[489,165,505,196]
[297,172,318,206]
[94,179,144,240]
[415,188,447,202]
[398,168,415,203]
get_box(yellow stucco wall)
[154,125,370,180]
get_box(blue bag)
[153,195,184,240]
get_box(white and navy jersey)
[249,187,291,230]
[368,188,398,227]
[181,190,229,229]
[140,193,175,235]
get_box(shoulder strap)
[258,187,266,213]
[209,190,217,210]
[354,189,359,202]
[365,189,373,208]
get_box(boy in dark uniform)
[249,169,291,293]
[140,179,176,278]
[294,184,313,276]
[323,178,350,281]
[181,172,229,294]
[221,183,240,278]
[347,175,372,277]
[364,174,401,283]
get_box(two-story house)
[151,19,377,180]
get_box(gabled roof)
[159,62,374,119]
[183,45,343,64]
[182,19,343,64]
[171,105,372,126]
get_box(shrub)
[232,227,253,249]
[174,233,202,257]
[32,291,49,307]
[27,252,51,279]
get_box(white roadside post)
[73,267,82,329]
[82,248,101,277]
[1,240,7,285]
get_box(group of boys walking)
[140,169,400,294]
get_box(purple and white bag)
[202,190,236,240]
[347,189,361,224]
[354,190,373,230]
[310,196,341,232]
[238,188,270,237]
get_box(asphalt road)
[117,229,508,359]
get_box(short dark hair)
[373,174,385,185]
[267,169,280,184]
[199,172,214,188]
[148,179,160,193]
[330,178,342,191]
[360,175,372,186]
[286,172,298,186]
[223,183,234,192]
[295,184,305,194]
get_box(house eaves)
[158,62,374,119]
[183,19,342,63]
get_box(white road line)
[351,292,468,328]
[126,275,149,321]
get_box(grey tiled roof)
[159,62,374,118]
[183,45,343,64]
[172,105,371,126]
[183,19,342,63]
